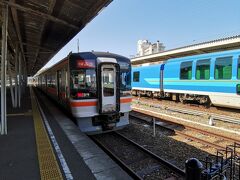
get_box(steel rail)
[114,132,186,177]
[165,106,240,125]
[130,114,224,150]
[90,136,143,180]
[131,111,240,144]
[133,99,240,125]
[91,132,186,179]
[130,113,240,151]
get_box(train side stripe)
[120,98,132,103]
[70,101,97,107]
[70,98,132,107]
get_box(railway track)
[130,111,240,151]
[133,98,240,125]
[91,132,185,180]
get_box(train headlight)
[76,92,90,98]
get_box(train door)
[160,64,165,97]
[99,63,120,114]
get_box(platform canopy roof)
[131,35,240,65]
[0,0,112,76]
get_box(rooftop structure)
[137,40,165,57]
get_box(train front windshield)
[70,59,97,99]
[119,61,131,96]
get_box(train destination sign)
[77,59,96,68]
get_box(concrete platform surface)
[0,87,132,180]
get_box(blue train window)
[238,57,240,79]
[215,56,232,80]
[237,85,240,95]
[180,61,192,80]
[196,59,210,80]
[133,71,140,82]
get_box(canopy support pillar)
[1,4,9,135]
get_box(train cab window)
[133,71,140,82]
[121,72,131,89]
[215,57,232,80]
[120,71,131,96]
[196,59,210,80]
[70,69,96,99]
[238,56,240,79]
[103,68,115,97]
[180,61,192,80]
[119,61,131,96]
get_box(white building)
[137,40,165,56]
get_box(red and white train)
[35,52,132,134]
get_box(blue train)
[132,49,240,109]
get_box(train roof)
[131,35,240,65]
[132,49,240,68]
[70,51,130,62]
[35,51,130,76]
[167,48,240,63]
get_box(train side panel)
[163,50,240,108]
[132,64,161,92]
[132,49,240,109]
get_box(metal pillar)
[22,62,26,94]
[18,54,21,107]
[1,4,8,135]
[14,45,18,108]
[7,59,15,107]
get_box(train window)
[103,68,115,97]
[57,70,62,88]
[70,69,96,99]
[215,57,232,80]
[133,71,140,82]
[119,60,131,96]
[42,75,45,86]
[72,69,96,89]
[47,75,52,87]
[238,57,240,79]
[237,84,240,95]
[52,75,56,88]
[196,59,210,80]
[180,61,192,80]
[121,71,131,89]
[120,70,131,96]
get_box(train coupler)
[92,113,122,130]
[101,113,121,131]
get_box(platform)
[0,86,132,180]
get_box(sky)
[43,0,240,69]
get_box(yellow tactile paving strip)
[30,88,63,180]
